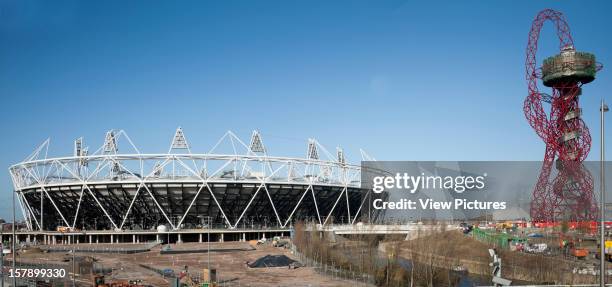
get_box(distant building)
[605,203,612,221]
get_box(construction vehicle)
[569,244,589,259]
[92,274,148,287]
[495,221,514,230]
[605,240,612,261]
[560,234,588,259]
[595,240,612,262]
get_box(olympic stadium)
[8,128,376,242]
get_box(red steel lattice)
[524,9,601,222]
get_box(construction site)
[4,236,367,287]
[1,5,611,287]
[2,128,380,286]
[5,218,612,286]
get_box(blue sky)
[0,0,611,219]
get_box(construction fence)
[290,245,375,286]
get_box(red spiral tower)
[524,9,602,222]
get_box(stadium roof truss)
[9,128,374,231]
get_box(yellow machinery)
[596,240,612,262]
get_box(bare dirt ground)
[397,230,610,284]
[17,242,361,287]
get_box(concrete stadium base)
[3,228,290,246]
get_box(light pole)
[198,214,211,278]
[11,190,16,287]
[207,216,210,278]
[1,222,4,287]
[72,246,76,287]
[601,99,609,287]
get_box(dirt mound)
[20,247,43,254]
[248,255,296,268]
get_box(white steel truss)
[9,129,373,231]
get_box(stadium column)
[110,234,113,244]
[199,233,202,243]
[89,235,92,244]
[132,234,136,244]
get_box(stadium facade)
[9,128,374,233]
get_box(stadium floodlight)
[307,139,319,160]
[249,130,266,154]
[170,127,189,150]
[74,137,83,157]
[337,147,345,165]
[103,130,118,153]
